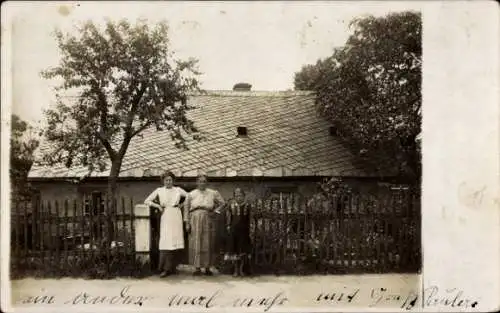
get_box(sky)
[8,1,422,125]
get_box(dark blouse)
[224,199,252,254]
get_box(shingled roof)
[29,90,375,179]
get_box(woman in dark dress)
[224,188,252,277]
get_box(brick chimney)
[233,82,252,91]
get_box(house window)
[237,126,248,137]
[268,186,298,206]
[329,126,338,136]
[269,186,297,196]
[83,191,105,216]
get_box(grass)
[10,252,154,280]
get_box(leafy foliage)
[40,19,203,242]
[41,19,201,175]
[294,11,422,181]
[10,115,39,202]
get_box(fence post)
[133,204,150,264]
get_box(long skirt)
[224,226,252,261]
[158,249,182,272]
[189,210,216,268]
[159,206,184,250]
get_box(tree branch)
[124,83,148,137]
[408,52,422,66]
[131,121,152,138]
[118,135,132,159]
[96,131,116,159]
[89,79,116,159]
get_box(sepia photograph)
[1,1,499,312]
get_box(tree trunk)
[105,159,122,246]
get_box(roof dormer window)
[237,126,248,137]
[329,126,338,136]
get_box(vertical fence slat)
[80,196,85,261]
[77,198,85,260]
[374,194,381,272]
[104,194,110,272]
[40,201,46,265]
[55,200,61,266]
[362,194,368,270]
[112,195,118,258]
[104,194,110,268]
[338,195,344,269]
[35,200,39,254]
[363,194,369,270]
[282,196,287,267]
[22,202,28,266]
[120,197,127,255]
[347,193,353,269]
[96,195,101,255]
[257,200,262,267]
[356,193,362,270]
[299,205,305,266]
[366,194,371,270]
[401,191,407,270]
[14,202,20,262]
[252,201,258,266]
[330,196,336,266]
[352,193,358,270]
[64,199,69,265]
[97,194,102,257]
[72,199,77,265]
[395,191,402,270]
[121,197,126,256]
[30,201,35,262]
[262,205,267,266]
[416,191,422,271]
[130,197,135,257]
[386,192,394,271]
[404,190,411,270]
[397,191,404,270]
[87,194,94,261]
[46,201,52,266]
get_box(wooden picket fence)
[243,188,421,274]
[11,188,421,277]
[10,196,140,278]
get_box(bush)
[10,253,153,279]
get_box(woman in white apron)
[145,171,189,277]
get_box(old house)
[21,85,421,271]
[28,84,384,214]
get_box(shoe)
[193,270,202,276]
[159,271,169,278]
[204,269,214,276]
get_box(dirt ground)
[8,270,420,312]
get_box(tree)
[10,114,39,203]
[293,57,337,91]
[40,19,201,243]
[294,11,421,182]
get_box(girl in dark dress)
[224,188,252,277]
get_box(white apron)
[148,187,186,250]
[159,204,184,250]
